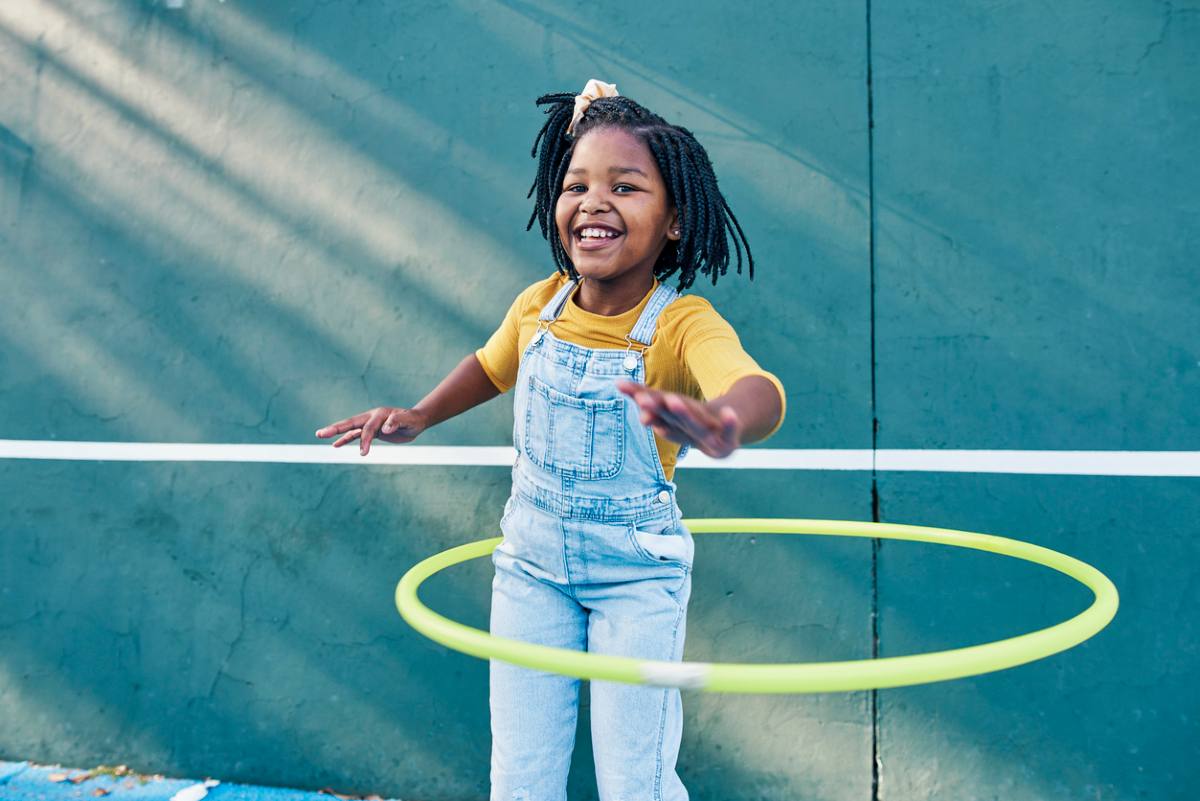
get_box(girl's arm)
[411,352,503,428]
[702,375,783,444]
[616,375,783,459]
[316,353,501,455]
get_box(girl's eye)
[562,184,636,193]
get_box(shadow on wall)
[0,0,1187,798]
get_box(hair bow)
[567,78,619,137]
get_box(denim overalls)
[490,276,695,801]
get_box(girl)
[316,79,786,801]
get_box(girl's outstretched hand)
[615,379,742,459]
[315,406,430,456]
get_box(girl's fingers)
[316,413,368,438]
[662,404,742,458]
[651,422,676,442]
[661,397,719,442]
[631,388,661,410]
[360,414,386,454]
[319,409,406,452]
[621,382,741,456]
[634,390,708,444]
[332,428,362,448]
[658,406,716,453]
[621,381,663,412]
[704,409,742,458]
[654,414,722,457]
[667,394,722,433]
[656,405,705,442]
[632,392,667,426]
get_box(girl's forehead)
[571,127,655,167]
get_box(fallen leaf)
[91,788,111,796]
[47,773,69,782]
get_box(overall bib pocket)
[522,373,625,480]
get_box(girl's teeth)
[580,228,619,238]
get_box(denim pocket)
[522,374,625,480]
[499,495,518,531]
[627,516,693,568]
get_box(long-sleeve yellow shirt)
[476,271,786,481]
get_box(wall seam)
[865,0,882,799]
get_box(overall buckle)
[623,335,647,372]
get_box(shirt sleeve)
[680,307,787,442]
[475,289,526,394]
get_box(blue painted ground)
[0,761,404,801]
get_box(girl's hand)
[615,379,742,459]
[315,406,430,456]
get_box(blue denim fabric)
[490,277,695,801]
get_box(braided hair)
[525,91,754,291]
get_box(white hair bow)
[567,78,619,137]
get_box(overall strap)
[537,275,581,322]
[626,280,691,462]
[627,282,681,347]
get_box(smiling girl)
[316,79,785,801]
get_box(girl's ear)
[667,207,681,241]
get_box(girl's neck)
[572,272,657,317]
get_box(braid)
[676,139,710,286]
[722,194,753,280]
[526,92,575,241]
[526,89,755,290]
[644,129,684,283]
[687,127,752,281]
[692,141,726,285]
[547,152,573,274]
[660,132,694,275]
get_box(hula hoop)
[394,519,1118,693]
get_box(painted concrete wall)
[0,1,1194,799]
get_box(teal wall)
[0,1,1194,799]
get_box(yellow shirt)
[476,272,787,482]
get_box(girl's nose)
[579,191,611,214]
[580,202,611,218]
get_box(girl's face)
[555,127,680,285]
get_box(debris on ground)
[169,778,221,801]
[317,789,386,800]
[9,759,400,800]
[42,761,166,785]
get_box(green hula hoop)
[394,519,1119,693]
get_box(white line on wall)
[0,440,1197,476]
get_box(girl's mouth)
[575,229,624,251]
